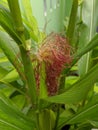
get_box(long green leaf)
[66,0,78,45]
[78,0,98,76]
[0,80,25,96]
[0,92,35,130]
[0,31,25,82]
[75,33,98,59]
[19,0,39,42]
[0,66,8,79]
[1,69,19,83]
[65,33,98,75]
[0,5,22,45]
[89,120,98,128]
[58,94,98,129]
[45,63,98,104]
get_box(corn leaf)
[0,4,22,45]
[19,0,44,43]
[45,63,98,104]
[57,94,98,129]
[78,0,98,76]
[0,66,8,79]
[1,69,19,83]
[89,120,98,128]
[66,0,78,44]
[0,92,35,130]
[0,31,25,81]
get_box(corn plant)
[0,0,98,130]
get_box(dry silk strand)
[35,33,72,96]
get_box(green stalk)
[19,46,37,105]
[66,0,78,45]
[53,104,60,130]
[60,0,78,91]
[7,0,25,46]
[7,0,37,105]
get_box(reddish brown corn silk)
[36,33,72,96]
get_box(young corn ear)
[36,33,72,96]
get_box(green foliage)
[0,4,22,45]
[0,92,35,130]
[58,94,98,129]
[0,0,98,130]
[38,109,56,130]
[66,0,78,45]
[45,62,98,104]
[78,0,98,76]
[0,32,24,81]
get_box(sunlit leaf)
[11,95,25,110]
[1,69,19,83]
[0,92,35,130]
[0,31,25,81]
[0,66,8,79]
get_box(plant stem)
[66,0,78,45]
[60,0,78,91]
[7,0,25,46]
[54,104,60,130]
[19,46,37,105]
[7,0,37,105]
